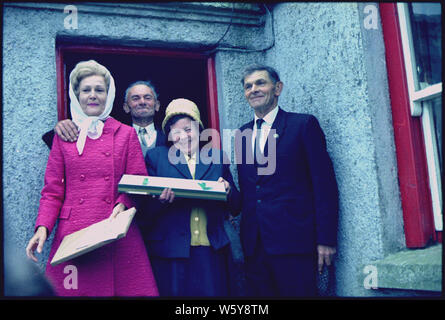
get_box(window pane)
[408,3,442,89]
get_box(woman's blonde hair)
[69,60,111,97]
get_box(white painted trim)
[397,3,423,117]
[412,83,442,102]
[421,103,443,231]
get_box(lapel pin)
[273,133,279,139]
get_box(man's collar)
[184,151,197,161]
[133,122,155,132]
[254,105,279,126]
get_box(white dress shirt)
[133,122,157,149]
[252,106,279,154]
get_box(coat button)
[257,199,262,204]
[105,198,111,204]
[79,198,84,204]
[104,152,111,157]
[80,174,85,181]
[104,176,110,181]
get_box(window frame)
[397,3,442,232]
[55,43,221,147]
[380,3,438,247]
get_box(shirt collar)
[133,122,155,133]
[184,151,197,162]
[254,105,279,127]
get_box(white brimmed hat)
[162,98,204,133]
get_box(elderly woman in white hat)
[26,60,158,297]
[137,98,241,297]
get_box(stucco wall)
[265,2,405,296]
[3,6,59,271]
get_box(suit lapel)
[264,107,286,155]
[156,129,167,147]
[258,108,287,182]
[141,144,149,158]
[171,149,193,179]
[194,153,212,181]
[171,149,213,181]
[237,121,257,184]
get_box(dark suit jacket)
[136,146,241,258]
[235,108,339,257]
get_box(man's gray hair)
[241,64,281,85]
[124,80,158,103]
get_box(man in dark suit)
[43,80,166,152]
[234,64,339,297]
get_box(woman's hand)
[159,188,175,203]
[109,202,126,219]
[218,177,231,195]
[26,226,48,262]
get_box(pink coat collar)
[103,117,122,134]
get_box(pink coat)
[35,117,158,297]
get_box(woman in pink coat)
[26,60,158,297]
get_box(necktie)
[254,118,264,166]
[138,127,148,147]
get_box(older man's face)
[243,70,282,116]
[124,84,160,121]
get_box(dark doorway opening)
[62,50,210,131]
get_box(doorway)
[56,44,219,133]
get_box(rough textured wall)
[266,2,405,296]
[2,3,265,272]
[355,2,405,256]
[3,7,59,271]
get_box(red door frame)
[55,44,221,137]
[380,3,437,247]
